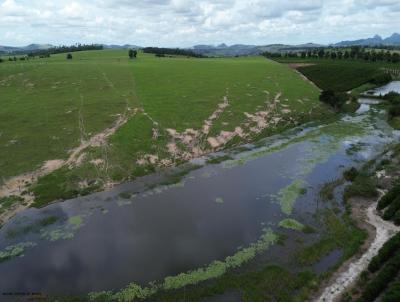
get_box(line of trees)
[28,44,103,58]
[143,47,205,58]
[263,46,400,63]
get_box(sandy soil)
[314,195,400,302]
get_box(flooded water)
[0,99,399,300]
[365,80,400,96]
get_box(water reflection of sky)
[0,109,398,297]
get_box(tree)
[319,90,347,110]
[67,53,73,60]
[318,49,325,59]
[129,49,138,59]
[0,58,3,63]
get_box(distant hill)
[334,33,400,46]
[102,44,142,49]
[0,44,53,54]
[190,43,324,57]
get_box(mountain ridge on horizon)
[1,33,399,56]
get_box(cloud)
[0,0,399,46]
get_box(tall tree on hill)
[67,53,73,60]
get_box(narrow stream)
[0,84,399,300]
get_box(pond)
[0,97,399,301]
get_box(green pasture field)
[276,58,399,92]
[0,49,331,207]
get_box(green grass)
[0,195,24,214]
[0,50,330,206]
[0,50,139,183]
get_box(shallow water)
[0,107,398,299]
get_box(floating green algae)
[68,215,83,229]
[224,118,367,170]
[279,218,305,231]
[275,179,306,215]
[0,242,37,262]
[41,229,74,242]
[89,228,277,302]
[41,215,84,242]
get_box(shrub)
[383,196,400,220]
[67,53,73,60]
[361,253,400,302]
[377,182,400,210]
[382,281,400,302]
[394,210,400,225]
[370,73,392,86]
[388,105,400,119]
[384,92,400,105]
[319,90,347,110]
[344,167,359,182]
[368,232,400,273]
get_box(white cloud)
[0,0,399,46]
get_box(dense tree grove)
[143,47,205,58]
[263,46,400,63]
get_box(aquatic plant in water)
[275,179,306,215]
[41,229,74,242]
[215,197,224,204]
[0,242,36,262]
[41,215,84,242]
[279,218,305,231]
[89,228,277,301]
[68,215,83,229]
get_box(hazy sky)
[1,0,400,47]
